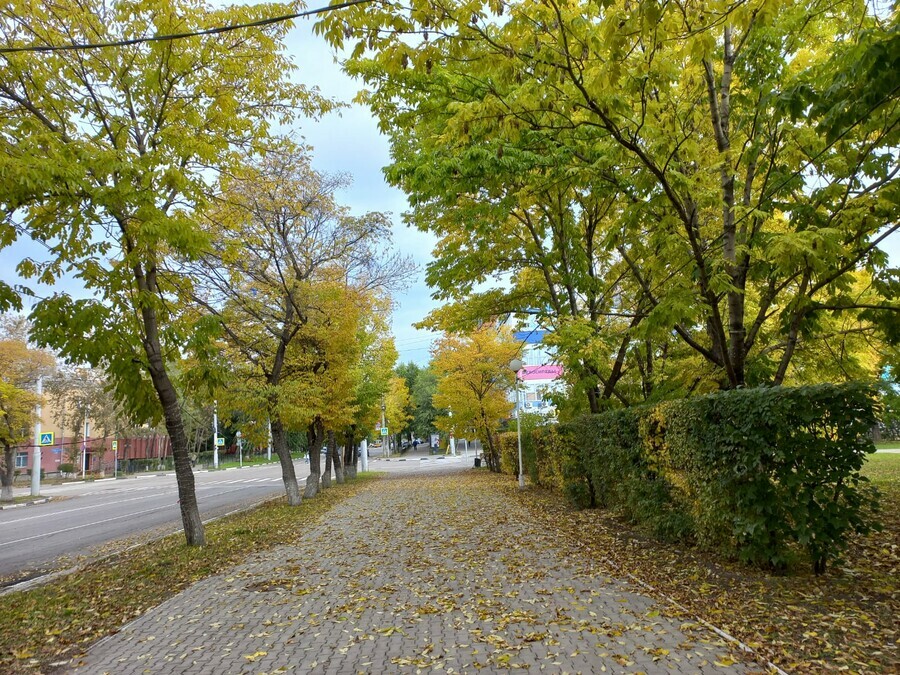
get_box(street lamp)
[448,410,455,457]
[236,430,243,468]
[381,399,387,458]
[509,358,525,489]
[212,400,219,469]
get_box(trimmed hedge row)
[495,426,591,506]
[504,382,881,573]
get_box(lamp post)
[509,358,525,489]
[236,430,243,468]
[448,410,455,457]
[82,404,89,478]
[381,399,387,458]
[212,400,219,469]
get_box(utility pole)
[381,399,387,458]
[509,358,525,489]
[213,400,219,469]
[82,404,89,478]
[448,410,455,457]
[30,376,42,497]
[267,418,272,462]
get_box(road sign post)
[112,440,118,477]
[31,376,43,497]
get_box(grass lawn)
[0,472,380,673]
[862,450,900,485]
[874,440,900,451]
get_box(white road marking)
[3,505,174,546]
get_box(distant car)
[401,440,410,449]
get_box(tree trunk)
[331,430,344,484]
[303,417,324,498]
[481,410,500,472]
[1,444,14,503]
[322,429,333,488]
[344,427,356,479]
[136,267,205,546]
[270,415,301,505]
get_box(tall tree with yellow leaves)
[431,326,517,471]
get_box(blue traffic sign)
[39,432,54,446]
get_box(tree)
[343,302,398,474]
[320,0,899,399]
[395,361,439,441]
[431,326,517,471]
[0,0,326,545]
[189,141,409,502]
[410,365,439,441]
[0,338,54,501]
[384,375,412,453]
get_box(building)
[14,403,173,476]
[512,328,564,415]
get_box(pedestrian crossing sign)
[216,437,225,446]
[39,432,54,446]
[380,427,388,436]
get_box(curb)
[0,496,53,510]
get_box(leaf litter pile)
[70,470,759,674]
[514,470,899,674]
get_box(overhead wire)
[0,0,376,54]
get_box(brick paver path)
[71,471,761,674]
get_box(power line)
[0,0,375,54]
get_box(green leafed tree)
[0,0,329,544]
[187,140,410,500]
[319,0,900,403]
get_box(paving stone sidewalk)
[71,471,763,674]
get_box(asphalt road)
[0,452,472,585]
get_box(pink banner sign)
[520,365,563,380]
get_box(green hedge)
[495,426,593,506]
[565,382,881,573]
[496,432,519,475]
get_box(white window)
[15,452,28,469]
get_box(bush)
[58,463,75,475]
[562,382,881,573]
[496,432,518,475]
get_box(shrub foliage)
[548,383,880,573]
